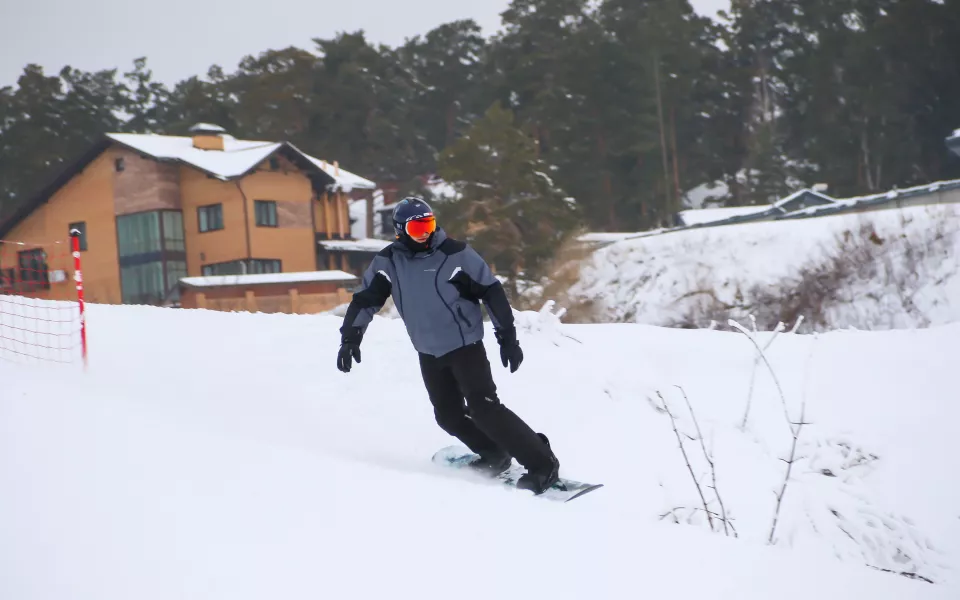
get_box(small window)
[255,200,278,227]
[201,259,281,276]
[115,157,125,172]
[69,222,88,251]
[198,204,223,233]
[249,259,281,274]
[18,249,49,290]
[269,157,280,170]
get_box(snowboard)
[431,445,604,503]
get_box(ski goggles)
[404,215,436,238]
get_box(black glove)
[495,327,523,373]
[337,327,363,373]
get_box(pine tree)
[436,102,579,289]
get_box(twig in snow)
[729,319,793,437]
[768,394,807,544]
[675,385,734,537]
[657,391,716,533]
[659,506,739,537]
[789,315,805,334]
[739,320,786,430]
[767,334,817,544]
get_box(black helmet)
[392,196,435,239]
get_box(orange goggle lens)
[405,216,436,238]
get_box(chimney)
[189,122,227,151]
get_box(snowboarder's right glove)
[495,327,523,373]
[337,326,363,373]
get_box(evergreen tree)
[436,102,579,289]
[397,19,490,167]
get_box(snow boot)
[517,433,560,494]
[468,449,512,477]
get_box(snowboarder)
[336,197,560,494]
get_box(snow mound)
[570,204,960,330]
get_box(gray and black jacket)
[340,228,515,358]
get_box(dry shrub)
[512,229,601,321]
[673,207,960,332]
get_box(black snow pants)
[419,341,554,471]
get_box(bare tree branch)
[657,391,716,533]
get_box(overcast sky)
[1,0,730,88]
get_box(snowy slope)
[1,302,958,599]
[570,204,960,330]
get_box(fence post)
[70,229,88,370]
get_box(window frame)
[254,200,278,228]
[116,209,187,305]
[198,203,224,233]
[201,259,282,277]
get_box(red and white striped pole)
[70,229,88,370]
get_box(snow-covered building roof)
[106,131,376,192]
[778,178,960,220]
[319,238,392,253]
[180,270,357,288]
[109,133,283,180]
[677,205,771,226]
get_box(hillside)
[568,204,960,331]
[1,300,958,599]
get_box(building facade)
[0,124,376,309]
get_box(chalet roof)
[0,131,376,240]
[107,132,376,191]
[772,188,836,209]
[179,270,357,288]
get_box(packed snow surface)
[1,301,957,599]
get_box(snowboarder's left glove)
[337,326,363,373]
[495,327,523,373]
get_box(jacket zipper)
[456,305,474,328]
[433,256,465,346]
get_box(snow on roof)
[302,154,377,192]
[678,205,771,226]
[109,133,282,180]
[189,122,227,133]
[819,178,960,207]
[180,270,357,288]
[107,132,376,191]
[773,188,837,209]
[319,238,393,252]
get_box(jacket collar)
[392,227,448,257]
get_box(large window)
[202,259,281,277]
[255,200,278,227]
[117,210,187,305]
[198,204,223,233]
